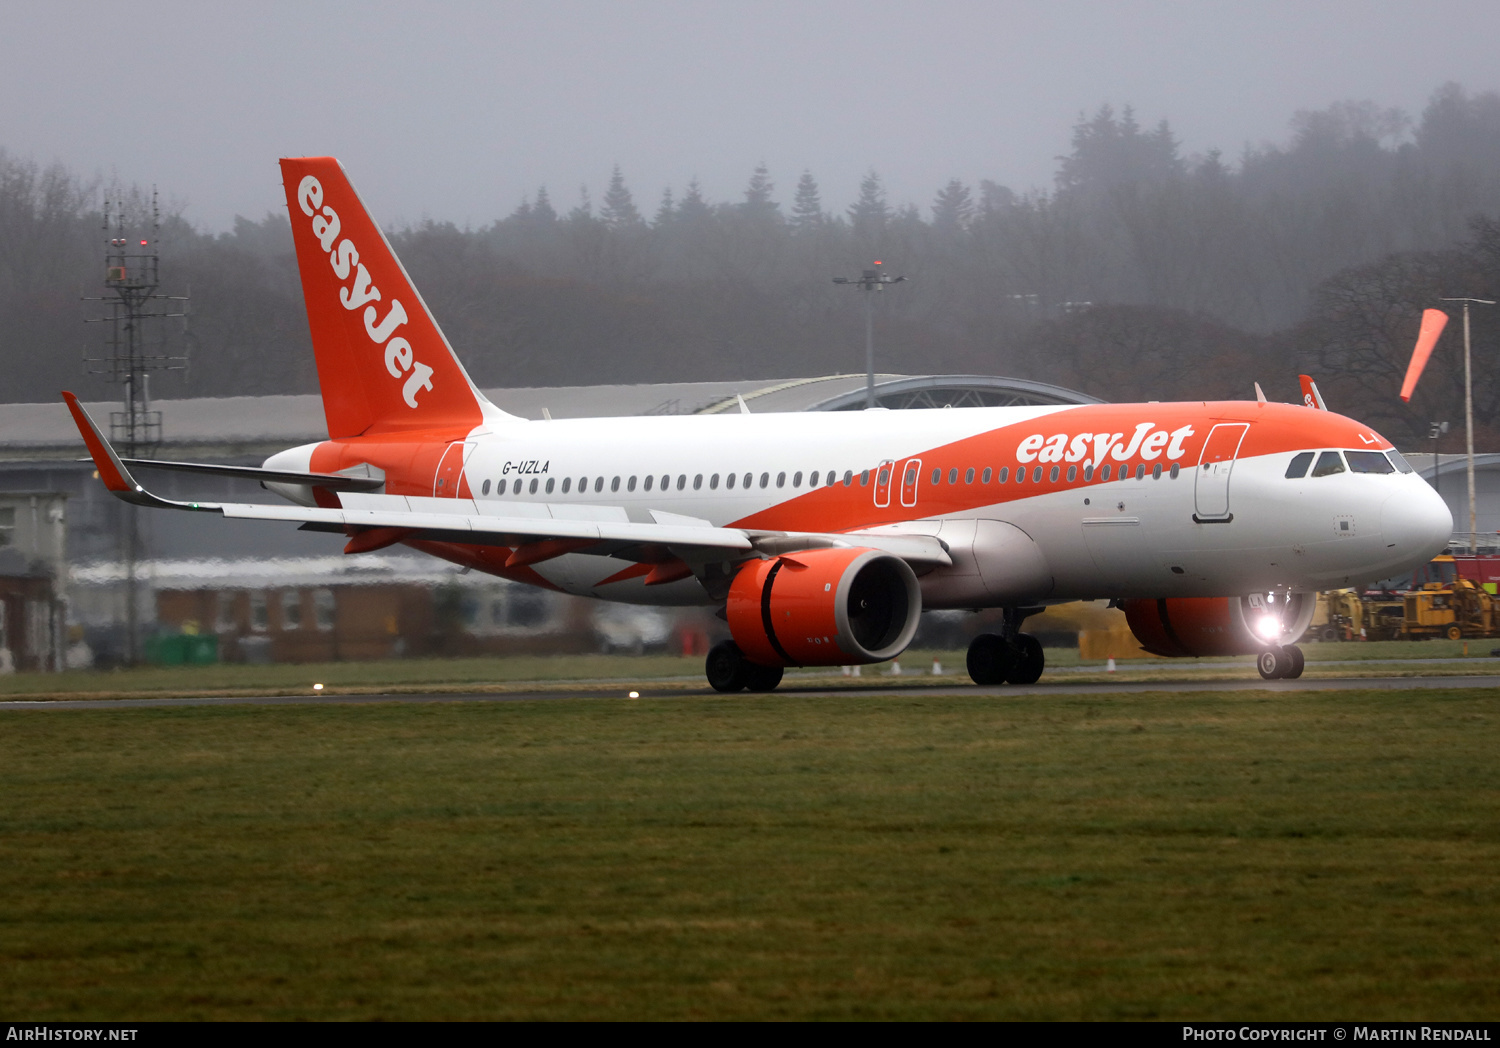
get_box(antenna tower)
[83,189,189,664]
[84,188,188,457]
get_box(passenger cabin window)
[998,467,1009,483]
[775,472,785,488]
[725,473,735,489]
[694,474,704,490]
[1346,450,1395,474]
[1285,452,1314,479]
[562,477,572,494]
[627,476,636,492]
[546,478,556,494]
[482,479,491,495]
[1311,451,1346,477]
[678,475,688,490]
[1100,464,1112,481]
[981,467,992,483]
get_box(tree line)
[3,82,1499,449]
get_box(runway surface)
[4,673,1499,710]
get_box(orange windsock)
[1400,309,1449,402]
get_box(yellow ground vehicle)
[1307,554,1500,642]
[1308,588,1404,641]
[1402,577,1499,640]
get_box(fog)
[5,0,1499,232]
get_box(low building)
[0,492,68,671]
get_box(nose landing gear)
[1256,644,1305,680]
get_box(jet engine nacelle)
[1122,593,1316,657]
[727,548,922,667]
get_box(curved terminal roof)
[0,374,1099,462]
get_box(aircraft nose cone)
[1381,487,1452,561]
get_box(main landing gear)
[966,633,1045,685]
[705,640,784,693]
[1256,644,1305,680]
[966,605,1047,685]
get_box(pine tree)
[676,178,711,223]
[932,178,974,230]
[790,170,823,232]
[742,162,778,220]
[600,164,642,229]
[653,186,676,227]
[533,186,557,222]
[848,169,889,237]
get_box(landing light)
[1255,615,1282,640]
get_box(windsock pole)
[1440,298,1495,551]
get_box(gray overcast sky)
[4,0,1499,233]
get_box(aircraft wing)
[63,393,951,570]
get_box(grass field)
[2,685,1497,1019]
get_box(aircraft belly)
[534,552,713,607]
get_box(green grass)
[2,688,1497,1019]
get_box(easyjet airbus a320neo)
[64,157,1453,689]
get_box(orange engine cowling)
[727,548,922,667]
[1122,594,1316,657]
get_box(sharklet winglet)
[61,391,219,512]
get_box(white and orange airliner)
[64,157,1453,689]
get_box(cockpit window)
[1285,452,1314,479]
[1346,450,1395,474]
[1386,450,1415,474]
[1311,451,1346,477]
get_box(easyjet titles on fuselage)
[1015,422,1195,466]
[296,175,435,409]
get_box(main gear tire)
[1005,634,1046,685]
[743,661,785,692]
[706,640,751,693]
[966,633,1014,686]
